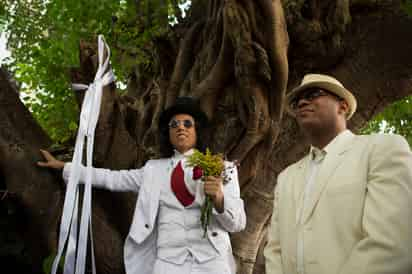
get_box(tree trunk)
[1,1,412,274]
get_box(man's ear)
[338,100,350,117]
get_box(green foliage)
[2,0,128,143]
[361,96,412,145]
[186,148,225,177]
[1,0,189,143]
[402,0,412,15]
[42,253,64,274]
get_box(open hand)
[37,149,65,170]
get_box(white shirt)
[157,149,219,264]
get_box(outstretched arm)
[37,149,145,193]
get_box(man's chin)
[297,118,318,130]
[175,143,193,152]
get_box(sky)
[0,32,11,64]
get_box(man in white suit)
[38,97,246,274]
[264,74,412,274]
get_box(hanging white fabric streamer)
[51,35,115,274]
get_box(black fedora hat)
[158,97,209,130]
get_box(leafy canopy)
[0,0,189,143]
[362,96,412,144]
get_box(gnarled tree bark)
[1,1,412,274]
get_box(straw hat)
[286,74,357,120]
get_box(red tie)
[171,161,195,207]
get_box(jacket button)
[145,224,149,229]
[212,232,218,237]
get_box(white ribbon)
[51,35,115,274]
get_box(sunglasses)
[168,119,195,129]
[291,89,342,109]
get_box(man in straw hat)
[264,73,412,274]
[38,96,246,274]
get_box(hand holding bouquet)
[187,148,225,237]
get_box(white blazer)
[63,157,246,274]
[264,131,412,274]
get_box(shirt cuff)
[212,194,235,220]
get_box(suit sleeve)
[264,173,285,274]
[339,134,412,274]
[212,162,247,233]
[62,162,147,193]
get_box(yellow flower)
[186,148,225,237]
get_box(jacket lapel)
[147,159,168,227]
[301,131,356,224]
[293,156,310,224]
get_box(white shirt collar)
[309,129,352,161]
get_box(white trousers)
[152,254,232,274]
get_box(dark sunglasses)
[291,89,342,109]
[168,119,195,129]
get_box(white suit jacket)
[264,131,412,274]
[63,157,246,274]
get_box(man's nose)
[176,122,186,130]
[297,97,310,109]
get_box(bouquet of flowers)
[186,148,225,237]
